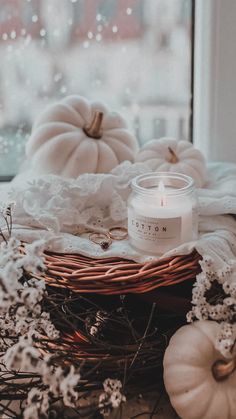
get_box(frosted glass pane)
[0,0,192,176]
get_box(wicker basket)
[31,248,202,391]
[41,249,201,295]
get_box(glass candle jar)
[128,172,198,255]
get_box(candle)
[128,172,197,255]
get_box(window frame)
[193,0,236,162]
[4,1,236,179]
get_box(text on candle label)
[128,209,182,242]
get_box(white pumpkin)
[26,95,138,177]
[136,138,206,188]
[163,321,236,419]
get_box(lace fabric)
[4,161,236,266]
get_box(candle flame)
[158,180,166,206]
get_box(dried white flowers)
[0,207,126,418]
[0,238,59,341]
[187,256,236,357]
[0,228,81,418]
[99,378,126,416]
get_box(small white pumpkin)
[136,137,206,187]
[163,321,236,419]
[26,95,138,177]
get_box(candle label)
[128,209,181,242]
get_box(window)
[0,0,193,178]
[193,0,236,163]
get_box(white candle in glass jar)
[128,173,197,255]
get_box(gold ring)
[108,226,128,241]
[89,232,112,250]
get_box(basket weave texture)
[30,248,202,389]
[41,249,201,295]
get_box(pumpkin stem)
[212,357,236,381]
[83,111,103,139]
[168,147,179,164]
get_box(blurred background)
[0,0,193,176]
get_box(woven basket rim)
[36,249,201,295]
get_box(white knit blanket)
[3,161,236,267]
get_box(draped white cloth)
[3,161,236,267]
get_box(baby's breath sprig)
[187,256,236,357]
[0,201,15,243]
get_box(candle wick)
[158,180,166,207]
